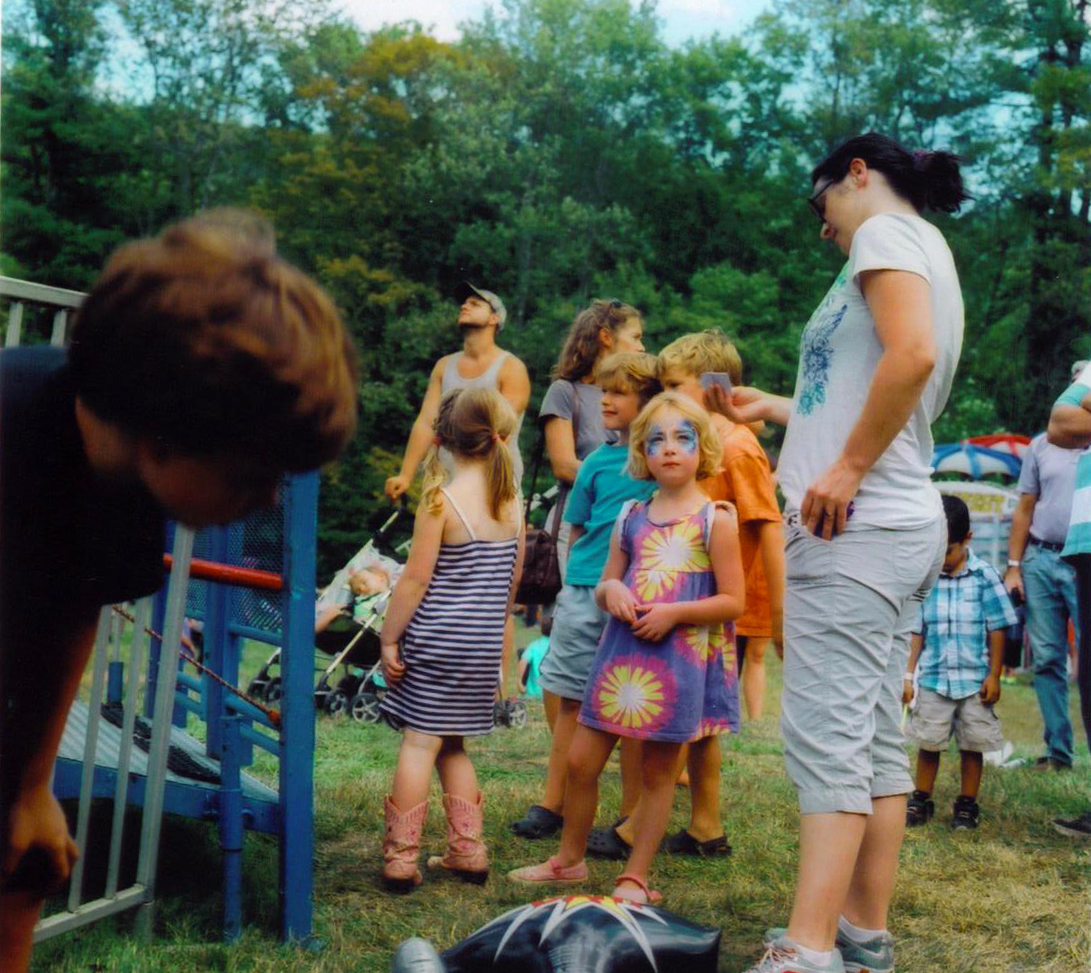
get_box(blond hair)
[657,329,742,386]
[421,388,517,520]
[628,391,723,482]
[594,351,661,406]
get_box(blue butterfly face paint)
[647,418,699,457]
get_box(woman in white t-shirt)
[725,134,970,973]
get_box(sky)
[335,0,773,46]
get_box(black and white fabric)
[380,489,519,736]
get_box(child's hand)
[602,580,639,625]
[979,674,1001,705]
[381,642,405,684]
[631,603,678,642]
[901,679,915,706]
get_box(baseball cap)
[455,280,507,330]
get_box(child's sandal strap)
[611,873,661,904]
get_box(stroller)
[247,508,405,724]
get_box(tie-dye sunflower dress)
[578,499,739,742]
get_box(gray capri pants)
[538,584,608,701]
[781,517,945,815]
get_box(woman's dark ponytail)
[910,149,969,214]
[811,132,972,215]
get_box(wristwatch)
[1007,559,1021,568]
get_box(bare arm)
[2,610,98,893]
[543,417,581,484]
[707,384,793,427]
[596,525,637,623]
[506,518,526,617]
[1047,395,1091,449]
[385,358,447,500]
[378,500,445,680]
[568,523,585,548]
[1004,493,1036,599]
[902,632,924,704]
[499,354,532,418]
[980,629,1006,704]
[803,270,936,539]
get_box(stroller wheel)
[325,688,349,717]
[351,690,382,724]
[264,677,282,703]
[508,700,528,729]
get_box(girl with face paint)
[510,392,744,904]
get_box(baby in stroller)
[248,511,405,721]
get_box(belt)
[1029,536,1065,553]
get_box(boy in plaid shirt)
[903,495,1017,829]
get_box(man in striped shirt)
[903,495,1017,830]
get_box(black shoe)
[906,790,934,827]
[952,795,980,830]
[510,804,563,839]
[585,823,632,860]
[664,828,732,856]
[1053,810,1091,838]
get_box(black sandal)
[510,804,564,839]
[585,823,632,860]
[664,829,731,856]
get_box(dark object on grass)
[510,804,563,839]
[663,829,731,857]
[585,824,632,860]
[390,895,720,973]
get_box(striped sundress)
[380,489,520,736]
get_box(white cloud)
[336,0,768,43]
[335,0,481,41]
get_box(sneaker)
[837,931,894,973]
[905,790,934,827]
[1053,810,1091,838]
[742,935,845,973]
[763,928,893,973]
[951,796,979,830]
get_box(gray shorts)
[906,687,1004,753]
[781,518,945,815]
[538,584,607,701]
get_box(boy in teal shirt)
[510,352,660,839]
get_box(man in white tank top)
[385,281,531,500]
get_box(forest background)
[3,0,1089,575]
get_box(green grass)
[32,627,1091,972]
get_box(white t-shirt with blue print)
[778,212,964,530]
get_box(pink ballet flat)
[507,856,588,884]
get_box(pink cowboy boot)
[382,796,428,892]
[428,792,489,884]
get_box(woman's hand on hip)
[801,457,864,540]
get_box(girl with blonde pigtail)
[378,387,525,892]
